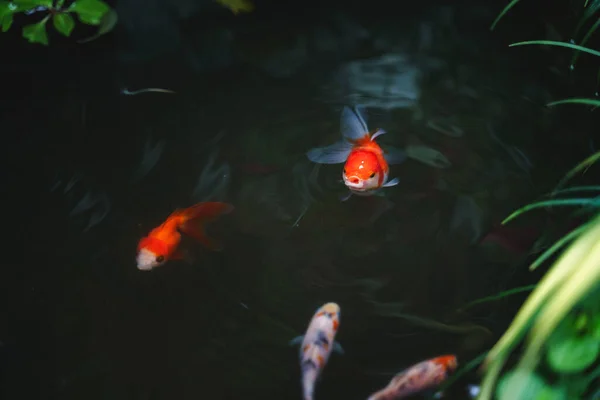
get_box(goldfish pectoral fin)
[382,177,399,187]
[370,128,386,141]
[288,335,304,347]
[383,146,407,165]
[307,141,353,164]
[333,342,345,355]
[340,191,352,202]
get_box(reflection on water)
[1,1,590,399]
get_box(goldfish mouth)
[343,176,367,190]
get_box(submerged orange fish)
[307,106,406,200]
[136,202,234,271]
[367,355,458,400]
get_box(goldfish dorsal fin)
[306,140,353,164]
[340,106,370,141]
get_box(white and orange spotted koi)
[289,302,344,400]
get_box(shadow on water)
[2,0,598,398]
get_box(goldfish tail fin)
[178,202,234,251]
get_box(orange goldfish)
[289,302,344,400]
[307,106,406,200]
[136,202,234,271]
[367,355,458,400]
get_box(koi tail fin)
[178,202,234,251]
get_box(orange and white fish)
[306,106,406,200]
[289,302,344,400]
[136,202,234,271]
[367,355,458,400]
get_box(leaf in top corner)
[13,0,53,10]
[53,12,74,36]
[68,0,110,25]
[22,16,49,45]
[1,1,16,32]
[215,0,254,15]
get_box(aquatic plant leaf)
[547,98,600,107]
[490,0,523,31]
[547,335,600,373]
[572,0,600,42]
[77,8,117,43]
[553,151,600,193]
[570,18,600,68]
[529,221,591,271]
[68,0,110,25]
[516,216,600,381]
[22,16,49,45]
[13,0,52,8]
[509,40,600,57]
[502,199,598,224]
[52,12,74,37]
[460,285,536,311]
[478,216,600,400]
[0,1,16,32]
[496,370,548,400]
[405,145,451,168]
[551,185,600,195]
[215,0,254,14]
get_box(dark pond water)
[2,0,599,399]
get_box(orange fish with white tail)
[367,355,458,400]
[136,202,234,271]
[307,106,406,200]
[289,302,344,400]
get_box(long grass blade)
[479,214,600,399]
[460,285,536,311]
[547,98,600,107]
[549,185,600,195]
[553,151,600,193]
[509,40,600,57]
[528,221,591,271]
[518,217,600,374]
[490,0,524,31]
[572,0,600,40]
[571,18,600,68]
[502,199,597,224]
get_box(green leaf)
[68,0,110,26]
[0,1,16,32]
[547,98,600,108]
[497,370,549,400]
[547,335,600,373]
[13,0,53,9]
[502,199,599,224]
[509,40,600,58]
[22,15,49,45]
[570,18,600,68]
[1,12,11,31]
[572,0,600,40]
[52,12,74,36]
[490,0,523,31]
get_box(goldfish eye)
[156,255,165,263]
[343,168,347,174]
[369,172,375,178]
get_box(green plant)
[0,0,111,45]
[477,153,600,399]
